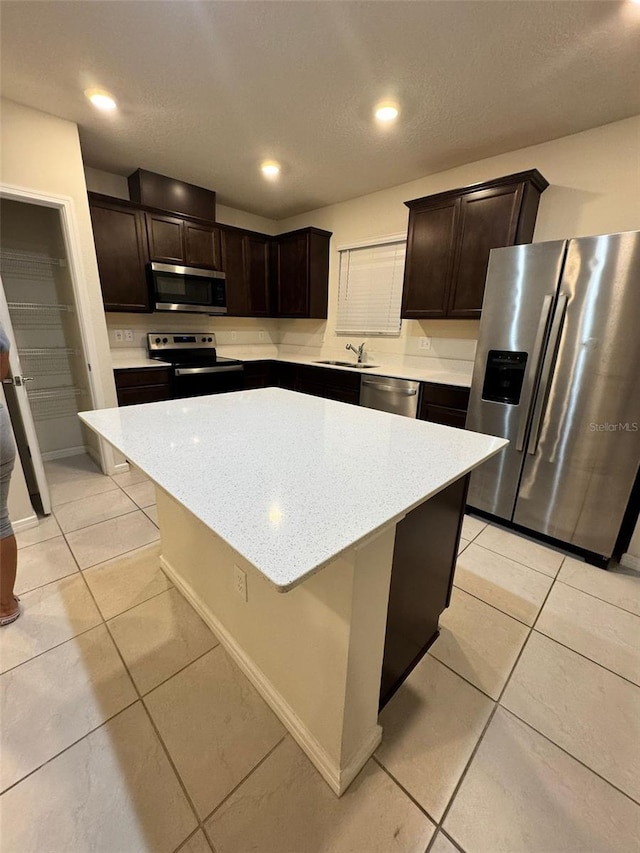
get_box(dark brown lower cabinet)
[114,367,171,406]
[419,382,470,427]
[242,361,277,390]
[380,474,469,708]
[274,362,360,404]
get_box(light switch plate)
[419,336,432,351]
[114,329,123,342]
[234,565,247,602]
[258,330,266,342]
[231,331,238,342]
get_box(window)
[336,236,406,336]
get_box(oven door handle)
[174,365,244,376]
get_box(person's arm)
[0,351,8,383]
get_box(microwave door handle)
[526,294,568,456]
[515,294,554,452]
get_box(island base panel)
[155,489,396,796]
[380,474,469,708]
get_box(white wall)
[276,115,640,361]
[1,99,119,473]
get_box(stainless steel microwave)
[149,262,227,314]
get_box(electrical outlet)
[419,336,432,351]
[234,565,247,601]
[114,329,124,342]
[258,330,266,342]
[124,329,134,342]
[231,331,238,342]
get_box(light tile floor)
[1,453,639,852]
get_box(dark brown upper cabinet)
[402,170,548,320]
[221,228,270,317]
[145,213,222,269]
[184,222,222,270]
[89,195,151,312]
[273,227,332,318]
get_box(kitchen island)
[80,389,506,795]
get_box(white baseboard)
[620,552,640,571]
[41,445,87,462]
[11,513,39,533]
[112,461,130,475]
[160,554,380,796]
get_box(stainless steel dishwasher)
[359,375,420,418]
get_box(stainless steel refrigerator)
[466,230,640,563]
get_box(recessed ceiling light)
[375,102,399,123]
[85,88,117,111]
[261,161,280,178]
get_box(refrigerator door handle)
[515,294,554,452]
[527,294,568,456]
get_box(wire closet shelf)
[27,385,85,421]
[7,302,74,328]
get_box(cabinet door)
[401,199,459,318]
[89,201,150,312]
[275,232,308,317]
[146,213,186,263]
[221,229,248,316]
[448,186,522,318]
[184,223,222,269]
[244,235,270,316]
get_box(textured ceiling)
[1,1,639,219]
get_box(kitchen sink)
[315,360,379,369]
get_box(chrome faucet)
[345,342,366,364]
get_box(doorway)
[0,197,97,515]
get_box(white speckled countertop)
[80,389,505,591]
[112,351,172,370]
[111,348,473,387]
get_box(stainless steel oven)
[148,333,243,397]
[150,262,226,315]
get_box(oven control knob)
[154,337,161,344]
[201,337,206,342]
[208,337,213,342]
[162,337,168,344]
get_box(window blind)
[336,239,405,336]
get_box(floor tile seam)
[98,612,203,831]
[465,541,562,579]
[433,585,545,833]
[371,754,439,826]
[92,583,175,625]
[0,619,104,676]
[450,580,539,628]
[15,564,82,600]
[424,652,500,704]
[494,705,640,808]
[16,533,60,552]
[172,827,217,853]
[200,734,288,826]
[50,482,121,509]
[0,696,140,797]
[425,826,467,853]
[58,506,151,541]
[70,531,162,572]
[552,576,640,619]
[521,627,640,690]
[139,642,221,699]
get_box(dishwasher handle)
[361,380,417,396]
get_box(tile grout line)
[200,734,288,826]
[431,562,561,842]
[530,625,640,689]
[450,579,541,628]
[495,704,640,808]
[552,575,640,619]
[0,695,140,796]
[465,538,563,580]
[371,755,439,826]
